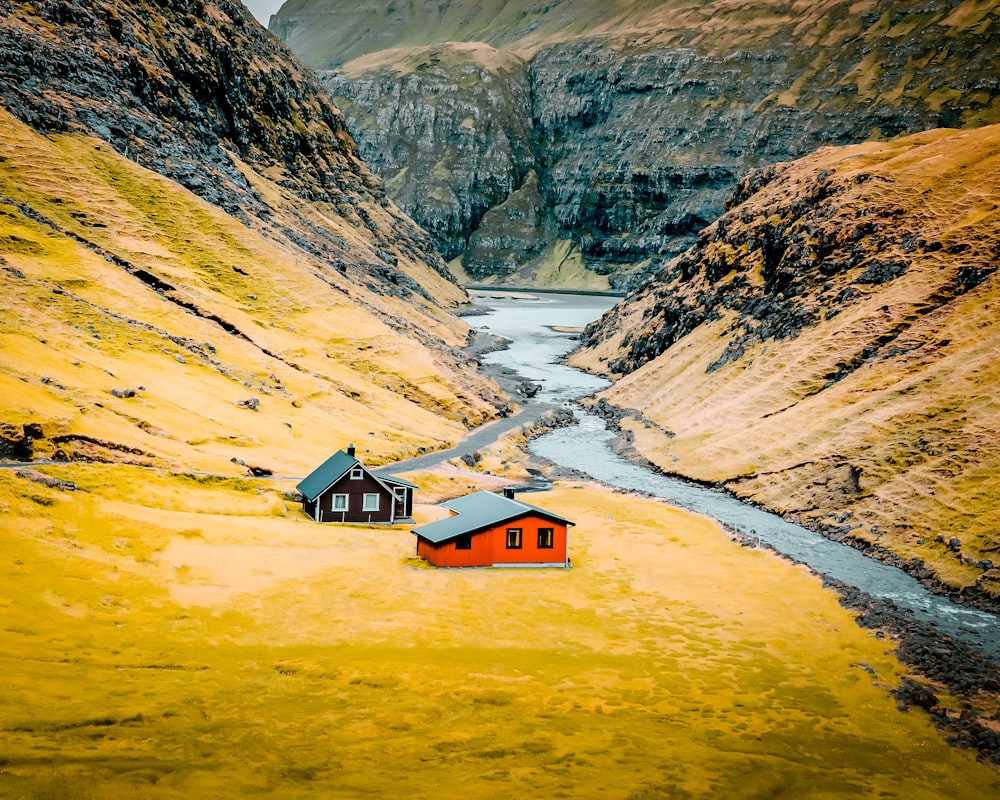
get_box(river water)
[466,289,1000,658]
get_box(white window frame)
[362,493,380,512]
[537,527,554,549]
[505,528,522,549]
[332,494,348,511]
[350,467,364,480]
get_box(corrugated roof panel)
[373,471,419,489]
[412,490,572,544]
[296,450,356,501]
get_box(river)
[465,289,1000,658]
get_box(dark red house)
[412,489,572,568]
[297,444,415,524]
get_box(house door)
[393,488,407,518]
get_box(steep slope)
[270,0,669,68]
[0,0,505,475]
[275,0,1000,289]
[326,43,536,265]
[573,125,1000,602]
[1,0,455,288]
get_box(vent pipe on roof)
[502,487,516,499]
[347,442,356,457]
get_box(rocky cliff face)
[573,125,1000,603]
[320,44,535,263]
[275,0,1000,289]
[0,0,453,289]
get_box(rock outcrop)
[275,0,1000,289]
[320,44,535,262]
[463,170,549,279]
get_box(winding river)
[466,289,1000,658]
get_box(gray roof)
[297,450,414,500]
[297,450,356,501]
[372,471,418,490]
[412,490,572,544]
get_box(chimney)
[502,487,516,499]
[347,442,356,457]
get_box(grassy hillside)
[278,0,1000,130]
[2,467,998,797]
[574,124,1000,601]
[0,108,501,474]
[271,0,659,66]
[277,0,1000,67]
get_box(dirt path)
[0,330,560,481]
[0,399,560,481]
[374,400,559,476]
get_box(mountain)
[272,0,1000,289]
[572,125,1000,603]
[0,0,505,475]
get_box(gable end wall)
[315,472,398,522]
[417,512,568,567]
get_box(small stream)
[467,290,1000,658]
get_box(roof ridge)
[414,489,571,544]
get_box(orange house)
[412,489,572,568]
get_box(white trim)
[332,493,348,511]
[350,467,364,480]
[314,467,352,501]
[537,527,555,549]
[362,493,380,512]
[368,471,415,498]
[505,527,523,549]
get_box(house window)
[350,468,364,480]
[537,528,554,549]
[454,534,472,550]
[362,493,380,512]
[506,528,522,549]
[332,494,348,511]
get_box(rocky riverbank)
[832,580,1000,765]
[585,397,1000,617]
[578,396,1000,765]
[573,127,1000,615]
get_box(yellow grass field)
[2,465,997,798]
